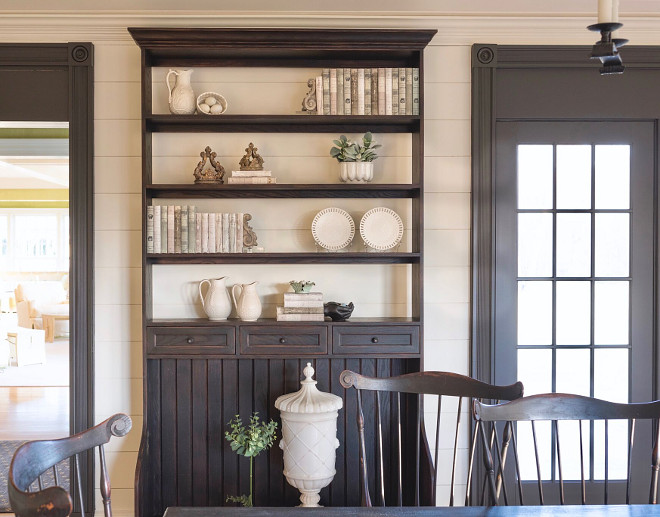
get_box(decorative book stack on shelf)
[277,292,324,322]
[130,27,435,517]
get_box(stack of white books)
[276,292,324,322]
[227,170,277,184]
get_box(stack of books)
[314,67,420,116]
[146,205,246,254]
[227,170,277,184]
[276,292,325,322]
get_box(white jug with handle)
[199,277,232,321]
[231,281,262,322]
[166,69,196,115]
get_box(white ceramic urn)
[275,363,343,507]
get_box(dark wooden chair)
[8,413,132,517]
[339,370,524,507]
[474,393,660,506]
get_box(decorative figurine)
[243,213,259,249]
[239,143,265,171]
[301,78,317,113]
[289,280,316,294]
[324,301,354,322]
[193,146,225,184]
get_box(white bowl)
[196,92,228,115]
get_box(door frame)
[0,43,94,514]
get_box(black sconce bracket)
[587,22,628,75]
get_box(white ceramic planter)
[275,363,343,507]
[339,161,374,183]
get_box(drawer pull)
[186,337,194,344]
[279,337,287,344]
[371,337,379,344]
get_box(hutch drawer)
[146,326,236,356]
[239,325,328,356]
[332,325,420,355]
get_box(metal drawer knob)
[371,337,379,344]
[279,337,286,344]
[186,337,194,344]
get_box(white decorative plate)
[311,208,355,251]
[359,207,404,251]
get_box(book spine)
[350,69,358,115]
[406,67,413,115]
[181,206,188,253]
[329,68,337,115]
[283,292,324,301]
[398,67,407,115]
[344,68,352,115]
[357,68,365,115]
[222,213,229,253]
[392,67,399,115]
[229,213,236,253]
[412,67,420,115]
[336,68,344,116]
[208,213,216,253]
[283,300,325,308]
[167,206,175,253]
[377,68,385,115]
[322,68,330,115]
[237,212,244,253]
[276,309,325,322]
[385,68,393,115]
[153,205,161,254]
[281,307,324,314]
[231,170,272,177]
[146,206,154,253]
[174,206,181,253]
[364,68,372,116]
[188,206,195,253]
[315,75,323,115]
[227,177,277,184]
[201,213,209,253]
[195,213,202,254]
[217,214,224,253]
[161,206,168,253]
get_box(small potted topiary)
[329,132,381,183]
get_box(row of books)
[315,67,420,116]
[276,292,324,322]
[146,206,246,254]
[226,169,277,185]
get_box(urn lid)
[275,363,343,413]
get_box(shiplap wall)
[93,39,470,511]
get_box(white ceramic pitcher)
[199,277,232,321]
[231,281,262,322]
[166,69,196,115]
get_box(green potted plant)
[329,132,381,183]
[225,412,278,507]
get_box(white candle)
[611,0,620,23]
[598,0,613,23]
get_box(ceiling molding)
[0,14,658,45]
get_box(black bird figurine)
[324,302,354,321]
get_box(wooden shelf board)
[146,183,420,199]
[147,252,420,264]
[146,317,421,327]
[146,114,420,133]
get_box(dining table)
[163,505,660,517]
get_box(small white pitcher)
[198,277,232,321]
[231,281,262,322]
[166,69,196,115]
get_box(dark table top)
[164,505,660,517]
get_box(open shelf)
[147,251,420,264]
[146,183,420,199]
[147,317,420,327]
[146,114,420,133]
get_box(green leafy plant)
[330,132,381,162]
[225,412,278,507]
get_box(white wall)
[2,6,659,514]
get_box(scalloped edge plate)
[311,207,355,251]
[359,207,404,251]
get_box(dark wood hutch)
[128,28,436,517]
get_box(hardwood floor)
[0,386,68,440]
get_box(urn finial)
[302,362,315,383]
